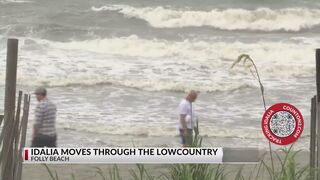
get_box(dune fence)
[0,39,31,180]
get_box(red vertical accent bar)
[24,149,28,161]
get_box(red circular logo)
[262,103,304,145]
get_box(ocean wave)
[0,0,32,3]
[9,74,255,93]
[92,5,320,32]
[43,35,316,76]
[0,35,315,92]
[34,35,316,63]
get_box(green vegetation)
[42,138,315,180]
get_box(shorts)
[32,134,57,147]
[179,129,193,145]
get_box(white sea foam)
[0,0,32,3]
[0,36,315,92]
[92,5,320,31]
[43,35,315,63]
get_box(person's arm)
[180,114,188,135]
[33,104,44,138]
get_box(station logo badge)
[261,103,304,145]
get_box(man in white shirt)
[178,90,198,147]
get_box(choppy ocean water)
[0,0,318,149]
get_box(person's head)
[34,87,47,101]
[186,90,198,103]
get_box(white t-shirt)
[178,99,194,129]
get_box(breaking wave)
[0,35,315,92]
[92,5,320,32]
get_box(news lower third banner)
[23,147,223,164]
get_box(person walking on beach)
[178,90,198,147]
[32,87,57,147]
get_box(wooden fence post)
[1,38,19,180]
[0,115,3,125]
[13,91,22,179]
[16,94,31,180]
[316,48,320,179]
[310,95,317,179]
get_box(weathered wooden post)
[1,38,19,180]
[310,95,316,179]
[316,49,320,176]
[16,94,31,180]
[0,115,3,125]
[13,91,22,177]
